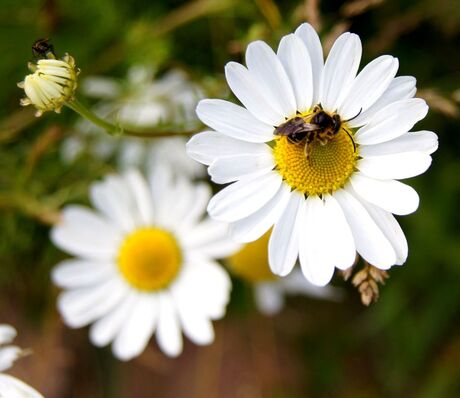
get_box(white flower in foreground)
[0,324,44,398]
[51,167,238,360]
[227,231,342,315]
[18,54,79,117]
[61,66,204,177]
[187,23,438,286]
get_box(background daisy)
[187,22,438,287]
[51,167,239,360]
[0,324,43,398]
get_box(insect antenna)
[343,128,356,152]
[344,108,363,123]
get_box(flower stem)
[65,98,198,139]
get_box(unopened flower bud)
[18,53,79,117]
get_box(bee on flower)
[187,23,438,289]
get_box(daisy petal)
[350,173,419,215]
[208,152,274,184]
[112,294,158,361]
[186,131,267,166]
[334,189,396,269]
[359,130,439,157]
[349,76,417,127]
[358,152,432,180]
[294,23,324,105]
[207,172,282,222]
[320,32,362,112]
[229,182,291,243]
[246,40,297,117]
[254,284,284,315]
[277,34,314,113]
[0,374,44,398]
[177,309,214,346]
[360,201,408,265]
[156,293,183,357]
[51,206,122,260]
[196,99,274,143]
[89,291,138,347]
[269,191,304,276]
[339,56,398,120]
[52,259,114,289]
[355,98,428,145]
[225,62,285,125]
[123,169,154,226]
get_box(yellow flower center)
[117,227,182,291]
[273,110,358,196]
[227,231,277,282]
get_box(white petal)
[207,172,282,222]
[51,206,122,260]
[349,76,417,127]
[334,189,396,269]
[229,182,291,243]
[123,169,154,226]
[0,374,44,398]
[294,23,324,105]
[359,130,439,157]
[208,152,274,184]
[245,41,297,117]
[196,99,275,143]
[112,294,158,361]
[172,260,231,320]
[339,56,399,120]
[277,34,314,113]
[320,32,362,112]
[254,284,284,315]
[357,152,432,180]
[0,346,22,372]
[360,201,408,265]
[156,293,183,357]
[180,183,211,227]
[269,191,304,276]
[89,175,138,232]
[182,219,239,258]
[0,325,16,345]
[225,62,285,125]
[177,307,214,346]
[89,291,138,347]
[355,98,428,145]
[186,131,268,166]
[52,259,114,288]
[57,277,128,328]
[350,173,419,215]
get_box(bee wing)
[298,123,321,132]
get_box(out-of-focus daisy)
[0,324,44,398]
[187,23,438,286]
[61,66,204,177]
[51,167,238,360]
[227,231,342,315]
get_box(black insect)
[274,104,359,159]
[32,38,55,59]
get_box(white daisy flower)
[227,231,342,315]
[61,66,205,178]
[51,167,238,360]
[187,23,438,286]
[0,324,44,398]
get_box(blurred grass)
[0,0,459,397]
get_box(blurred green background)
[0,0,459,397]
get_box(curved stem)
[65,98,198,139]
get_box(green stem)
[65,98,198,139]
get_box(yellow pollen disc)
[227,231,277,282]
[273,120,358,196]
[117,227,182,291]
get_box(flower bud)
[18,53,79,116]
